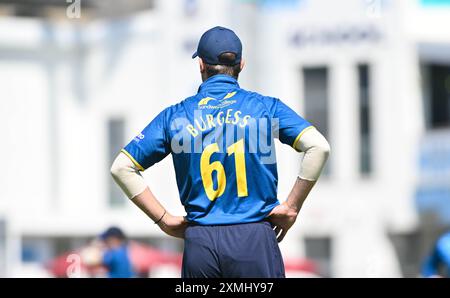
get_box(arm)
[110,152,187,238]
[287,126,330,210]
[268,127,330,242]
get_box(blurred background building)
[1,0,450,277]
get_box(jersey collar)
[198,74,240,93]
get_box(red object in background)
[46,251,81,278]
[128,242,182,274]
[46,241,182,278]
[284,257,317,273]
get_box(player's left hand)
[158,213,188,239]
[267,202,298,242]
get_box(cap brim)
[192,51,198,59]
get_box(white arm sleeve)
[110,152,148,199]
[295,127,330,181]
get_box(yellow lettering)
[201,143,226,201]
[206,114,216,129]
[227,139,248,197]
[186,124,198,137]
[232,111,241,125]
[225,109,233,124]
[194,118,207,132]
[200,139,248,200]
[217,111,224,125]
[239,115,251,128]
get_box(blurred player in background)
[421,231,450,278]
[82,226,134,278]
[111,26,330,277]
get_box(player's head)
[192,26,245,81]
[100,226,127,248]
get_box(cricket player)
[81,226,134,278]
[111,26,330,278]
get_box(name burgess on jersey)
[186,108,252,138]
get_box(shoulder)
[237,87,277,104]
[159,96,197,119]
[240,88,279,114]
[238,88,275,100]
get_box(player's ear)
[239,59,245,72]
[199,58,206,73]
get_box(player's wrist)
[285,199,300,215]
[158,212,171,227]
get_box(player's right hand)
[157,214,188,239]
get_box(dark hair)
[205,52,241,79]
[100,226,126,241]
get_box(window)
[303,67,330,174]
[108,118,126,207]
[304,236,332,277]
[358,64,372,174]
[422,64,450,129]
[21,237,53,263]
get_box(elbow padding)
[295,127,330,181]
[110,152,148,199]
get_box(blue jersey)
[422,232,450,277]
[123,74,312,225]
[102,244,134,278]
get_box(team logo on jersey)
[198,91,237,109]
[133,133,145,142]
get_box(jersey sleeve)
[122,109,171,171]
[267,98,313,150]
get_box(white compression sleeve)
[294,127,331,181]
[110,152,148,199]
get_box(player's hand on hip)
[267,201,298,242]
[157,213,188,239]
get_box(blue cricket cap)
[192,26,242,66]
[100,226,126,240]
